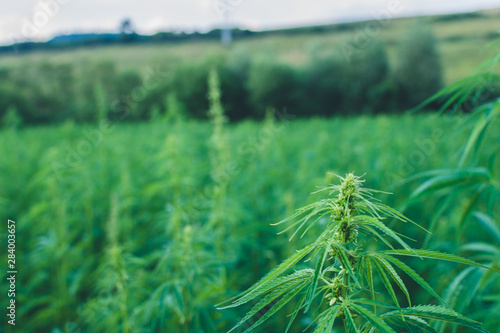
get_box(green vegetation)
[220,173,490,332]
[403,51,500,331]
[394,24,443,108]
[0,8,499,333]
[0,108,499,331]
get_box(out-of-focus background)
[0,1,499,332]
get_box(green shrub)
[343,41,393,114]
[394,23,443,109]
[302,53,345,116]
[303,41,394,116]
[247,58,303,118]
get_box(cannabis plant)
[220,173,491,332]
[402,47,500,331]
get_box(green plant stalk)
[49,177,71,323]
[108,195,130,333]
[207,69,230,294]
[165,133,183,236]
[207,68,229,229]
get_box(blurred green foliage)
[394,23,444,108]
[0,26,461,126]
[0,16,498,333]
[0,111,498,332]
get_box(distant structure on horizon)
[120,18,135,35]
[221,27,232,45]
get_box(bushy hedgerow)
[247,57,304,118]
[0,26,447,125]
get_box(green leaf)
[290,207,330,240]
[239,281,310,333]
[364,257,375,303]
[305,242,330,312]
[353,298,399,309]
[372,254,411,306]
[285,292,308,333]
[457,185,486,237]
[371,258,400,308]
[437,266,482,332]
[333,243,361,287]
[355,215,412,251]
[274,200,328,225]
[395,169,457,190]
[218,243,317,308]
[411,72,499,112]
[460,101,500,167]
[446,266,480,305]
[343,305,359,333]
[382,249,497,272]
[382,305,487,333]
[350,303,397,333]
[422,192,456,248]
[473,212,500,243]
[357,224,395,250]
[460,242,499,257]
[300,211,333,239]
[313,305,341,333]
[274,200,332,240]
[371,202,428,232]
[407,168,490,203]
[387,315,438,333]
[229,268,313,308]
[226,280,302,330]
[378,253,445,304]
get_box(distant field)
[1,8,499,84]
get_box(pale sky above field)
[0,0,499,45]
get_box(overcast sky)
[1,0,499,45]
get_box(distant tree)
[394,23,443,108]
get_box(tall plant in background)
[136,69,235,332]
[207,69,230,229]
[207,68,234,301]
[80,194,144,333]
[138,118,204,332]
[94,83,109,122]
[220,173,491,332]
[164,92,186,123]
[1,105,23,130]
[404,47,500,331]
